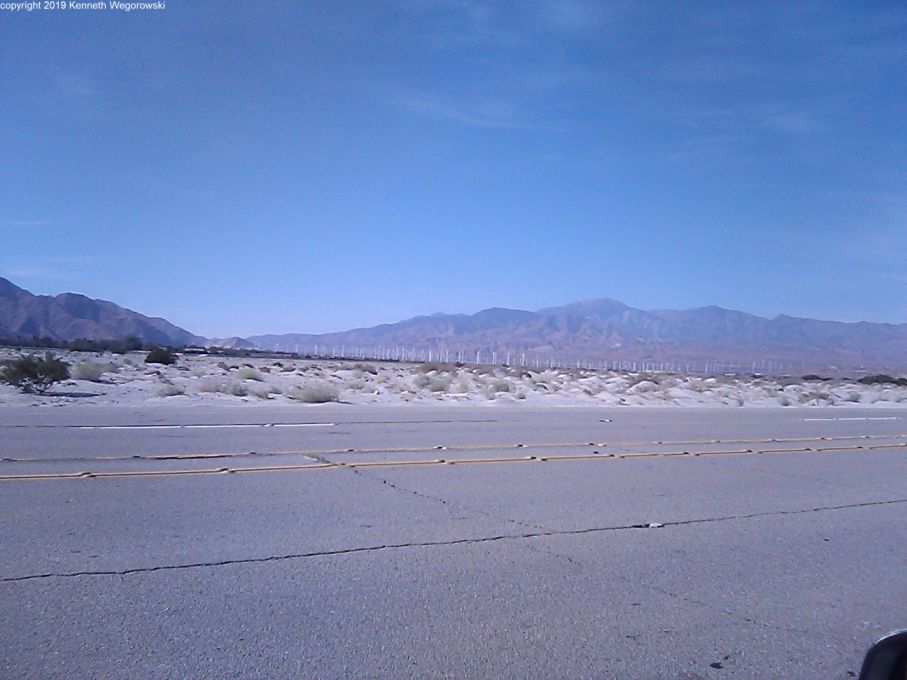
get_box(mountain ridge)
[248,297,907,371]
[2,276,904,371]
[0,277,204,346]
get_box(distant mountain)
[206,336,255,350]
[0,277,204,346]
[248,298,907,371]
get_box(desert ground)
[1,348,905,408]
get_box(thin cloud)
[398,94,539,130]
[2,264,68,280]
[0,219,50,228]
[55,73,100,100]
[533,0,610,32]
[2,256,98,282]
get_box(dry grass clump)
[452,380,470,394]
[627,379,659,394]
[414,362,456,374]
[250,385,282,399]
[287,382,339,403]
[428,377,451,392]
[71,360,114,382]
[234,367,264,381]
[490,379,511,393]
[157,383,185,397]
[197,380,248,396]
[471,365,498,377]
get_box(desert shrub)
[490,379,511,393]
[452,380,470,394]
[235,366,264,381]
[157,383,185,397]
[415,362,458,374]
[801,374,831,382]
[801,391,830,404]
[287,382,339,403]
[472,365,497,377]
[858,374,907,386]
[70,360,109,382]
[145,347,177,365]
[428,377,451,392]
[413,374,430,389]
[198,380,246,396]
[250,385,281,399]
[628,379,659,394]
[1,352,70,393]
[353,362,378,374]
[225,382,248,397]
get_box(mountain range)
[2,276,905,371]
[0,277,203,347]
[249,298,907,371]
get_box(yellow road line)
[5,433,907,464]
[2,440,903,482]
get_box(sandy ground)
[1,349,905,408]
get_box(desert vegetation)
[1,348,906,408]
[1,352,70,394]
[145,347,177,365]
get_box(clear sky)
[1,1,905,337]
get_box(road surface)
[2,405,906,678]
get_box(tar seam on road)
[4,497,906,583]
[1,441,906,482]
[4,432,906,465]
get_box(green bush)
[1,352,70,394]
[145,347,177,365]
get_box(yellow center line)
[1,441,904,482]
[4,433,906,464]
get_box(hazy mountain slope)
[0,277,204,345]
[248,298,907,369]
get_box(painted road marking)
[74,423,336,430]
[3,433,906,464]
[801,417,900,422]
[2,442,905,482]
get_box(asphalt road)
[2,405,906,678]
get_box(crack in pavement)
[4,497,906,584]
[341,463,548,533]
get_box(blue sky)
[1,1,905,337]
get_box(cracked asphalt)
[2,405,906,678]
